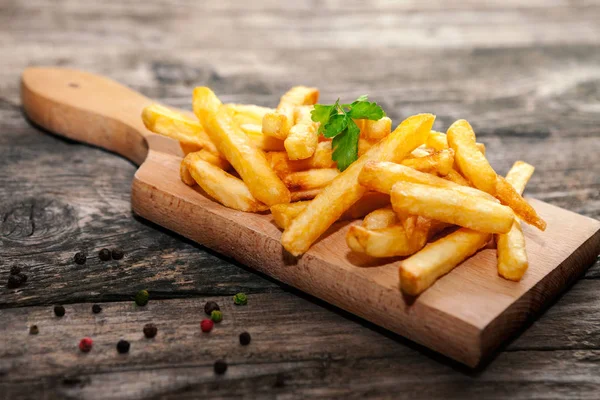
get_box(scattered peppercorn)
[17,273,27,284]
[274,373,286,387]
[214,360,228,375]
[74,252,87,265]
[7,274,22,289]
[233,292,248,306]
[54,305,66,317]
[111,248,124,260]
[135,290,149,306]
[10,266,21,275]
[143,323,157,338]
[201,319,214,333]
[92,304,102,314]
[29,325,39,335]
[116,340,130,354]
[210,310,223,323]
[239,331,251,346]
[204,301,220,316]
[98,248,111,261]
[78,337,93,352]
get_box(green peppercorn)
[233,292,248,306]
[29,325,39,335]
[210,310,223,323]
[135,290,149,306]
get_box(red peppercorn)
[79,337,93,352]
[200,319,214,333]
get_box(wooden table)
[1,1,600,399]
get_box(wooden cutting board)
[20,67,600,367]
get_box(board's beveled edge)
[478,226,600,364]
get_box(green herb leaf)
[347,101,386,120]
[331,119,361,171]
[323,114,347,138]
[312,94,387,170]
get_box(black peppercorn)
[7,274,22,289]
[143,323,157,338]
[111,248,124,260]
[10,266,21,275]
[29,325,39,335]
[214,360,228,375]
[74,252,87,265]
[54,305,66,317]
[116,340,130,354]
[239,331,251,346]
[274,373,286,388]
[204,301,220,316]
[98,248,111,261]
[92,304,102,314]
[17,273,27,284]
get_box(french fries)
[361,206,397,230]
[399,228,492,296]
[142,104,218,154]
[271,192,390,230]
[281,114,435,256]
[149,81,547,297]
[401,149,454,176]
[184,153,268,212]
[447,119,546,230]
[193,87,290,206]
[358,161,497,201]
[447,120,497,194]
[239,124,286,151]
[390,182,514,234]
[283,168,339,191]
[284,105,318,160]
[496,161,535,281]
[262,86,319,140]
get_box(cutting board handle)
[20,67,182,165]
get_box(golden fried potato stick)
[362,206,397,230]
[180,159,196,186]
[391,182,514,234]
[496,161,536,281]
[444,169,471,186]
[427,131,485,154]
[447,120,546,230]
[361,117,392,141]
[184,153,268,212]
[263,86,319,140]
[239,124,286,151]
[358,161,497,201]
[401,149,455,176]
[283,168,339,191]
[290,189,321,202]
[347,222,429,258]
[271,192,390,230]
[142,104,219,154]
[358,137,376,157]
[399,228,492,296]
[193,87,290,206]
[266,141,335,177]
[225,104,274,125]
[447,120,497,194]
[281,113,435,256]
[284,105,318,160]
[194,149,231,171]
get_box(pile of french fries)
[142,86,547,296]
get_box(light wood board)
[20,67,600,367]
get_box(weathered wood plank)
[2,287,600,399]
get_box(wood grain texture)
[2,0,600,398]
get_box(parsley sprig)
[311,95,386,171]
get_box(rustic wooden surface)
[1,1,600,398]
